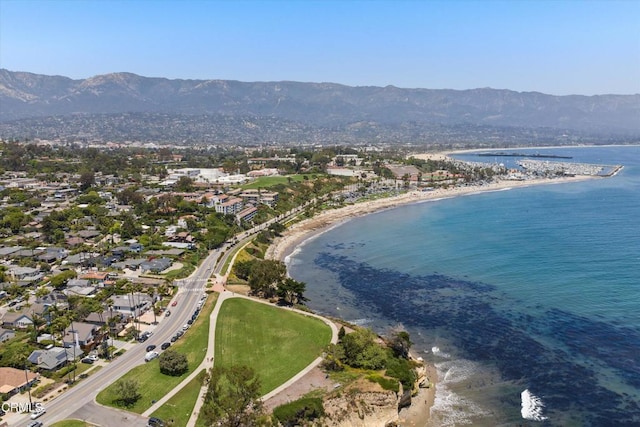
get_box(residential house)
[85,310,125,336]
[0,327,15,342]
[0,246,22,260]
[37,247,68,263]
[177,215,197,229]
[110,293,152,317]
[1,312,34,329]
[66,279,90,288]
[0,367,40,397]
[7,265,41,281]
[140,257,173,274]
[27,346,80,371]
[81,271,113,286]
[64,285,97,297]
[63,322,100,351]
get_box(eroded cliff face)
[321,379,401,427]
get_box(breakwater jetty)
[478,152,573,159]
[518,160,623,177]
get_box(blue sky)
[1,0,638,95]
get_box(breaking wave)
[521,389,548,421]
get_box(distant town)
[0,138,621,426]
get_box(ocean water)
[287,145,640,426]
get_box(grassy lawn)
[215,298,332,395]
[95,293,218,413]
[221,240,252,275]
[151,370,206,427]
[50,420,94,427]
[241,174,307,190]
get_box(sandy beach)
[266,174,594,262]
[265,173,596,425]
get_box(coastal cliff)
[317,361,433,427]
[321,379,401,427]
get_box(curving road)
[11,202,312,427]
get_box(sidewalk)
[141,275,228,419]
[184,284,338,426]
[143,272,339,427]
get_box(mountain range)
[1,69,639,146]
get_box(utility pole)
[24,364,33,409]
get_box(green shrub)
[385,356,416,390]
[366,374,399,393]
[272,397,325,426]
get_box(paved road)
[11,247,223,427]
[10,202,312,426]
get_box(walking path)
[141,275,229,418]
[142,269,338,427]
[184,275,338,427]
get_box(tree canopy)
[158,349,188,376]
[201,365,263,427]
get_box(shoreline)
[265,173,597,425]
[266,174,595,263]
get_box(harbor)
[517,159,623,177]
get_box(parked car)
[81,357,95,364]
[161,342,171,350]
[170,335,178,342]
[146,344,157,352]
[30,406,46,419]
[148,417,166,427]
[144,351,159,362]
[165,310,171,317]
[171,300,178,306]
[27,421,43,427]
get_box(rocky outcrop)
[323,391,399,427]
[321,379,400,427]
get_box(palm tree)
[146,286,157,325]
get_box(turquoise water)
[288,145,640,426]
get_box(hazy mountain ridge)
[1,69,639,144]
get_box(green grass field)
[150,370,206,427]
[214,298,332,395]
[50,420,93,427]
[95,293,218,413]
[241,174,307,189]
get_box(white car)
[144,351,159,362]
[30,406,46,419]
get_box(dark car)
[170,335,178,342]
[146,344,156,352]
[161,342,171,350]
[81,357,94,364]
[148,417,165,427]
[187,319,194,325]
